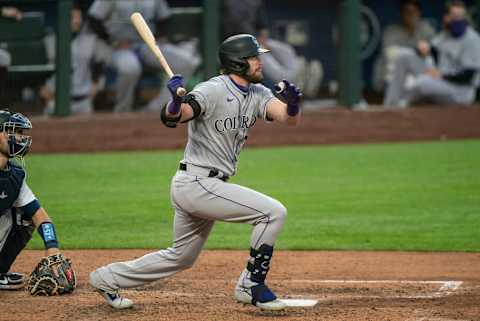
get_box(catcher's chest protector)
[0,163,25,214]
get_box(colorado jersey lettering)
[183,75,274,176]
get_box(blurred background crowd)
[1,0,480,116]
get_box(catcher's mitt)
[27,253,77,296]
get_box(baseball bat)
[130,12,186,97]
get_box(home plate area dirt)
[4,107,479,320]
[2,250,479,321]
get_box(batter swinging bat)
[130,12,186,97]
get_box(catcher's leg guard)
[234,244,286,310]
[0,212,34,274]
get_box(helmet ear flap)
[227,57,249,75]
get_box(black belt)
[179,163,229,182]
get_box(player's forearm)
[31,207,51,227]
[286,111,301,126]
[161,102,193,128]
[32,208,61,253]
[279,107,301,125]
[166,103,193,122]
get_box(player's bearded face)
[244,56,263,83]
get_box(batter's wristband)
[167,98,182,115]
[287,103,299,117]
[38,222,59,249]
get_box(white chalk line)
[124,279,463,301]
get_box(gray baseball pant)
[111,48,142,112]
[91,169,286,290]
[384,52,476,107]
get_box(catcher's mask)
[0,110,32,158]
[218,34,270,76]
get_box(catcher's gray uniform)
[384,27,480,107]
[91,75,286,289]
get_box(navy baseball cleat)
[95,288,134,309]
[0,272,25,290]
[234,269,286,311]
[234,282,286,310]
[89,270,133,309]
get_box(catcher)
[0,109,76,295]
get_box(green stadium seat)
[0,12,53,72]
[7,40,48,66]
[0,12,45,41]
[0,12,53,112]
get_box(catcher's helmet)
[218,34,270,75]
[0,110,32,157]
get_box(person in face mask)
[384,0,480,108]
[444,3,469,38]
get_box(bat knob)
[176,87,187,97]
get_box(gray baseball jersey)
[432,28,480,82]
[88,0,170,43]
[44,32,105,97]
[91,75,288,292]
[183,75,274,176]
[384,27,480,106]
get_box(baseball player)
[0,110,67,290]
[40,3,106,115]
[87,0,200,112]
[384,0,480,107]
[90,34,302,311]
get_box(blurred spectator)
[87,0,201,112]
[221,0,322,98]
[0,6,22,107]
[373,0,435,92]
[40,3,106,115]
[1,6,23,21]
[0,49,10,107]
[384,0,480,108]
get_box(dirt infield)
[3,250,480,321]
[28,106,480,153]
[4,106,476,320]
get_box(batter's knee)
[177,254,197,270]
[270,201,287,226]
[168,247,199,270]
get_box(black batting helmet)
[0,109,32,157]
[218,34,270,75]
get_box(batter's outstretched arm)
[266,97,301,125]
[266,80,302,125]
